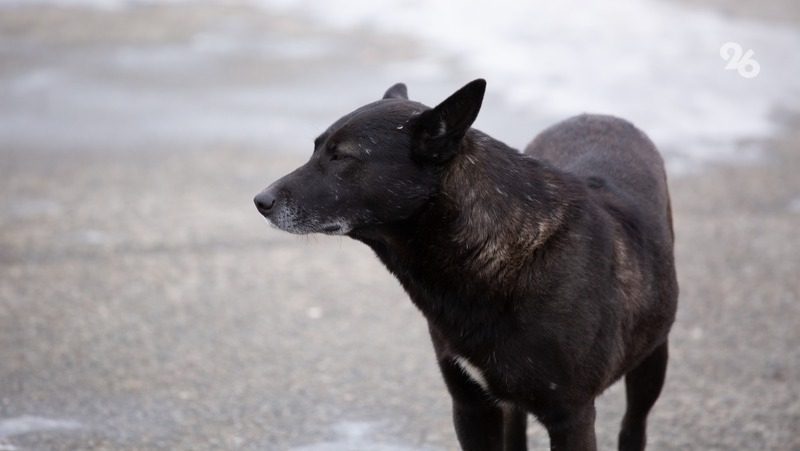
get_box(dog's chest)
[452,355,522,406]
[452,353,561,403]
[454,355,491,392]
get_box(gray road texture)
[1,2,799,450]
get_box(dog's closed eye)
[327,143,359,162]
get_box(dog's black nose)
[254,191,276,215]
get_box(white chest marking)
[454,356,489,391]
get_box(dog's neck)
[352,131,585,328]
[433,131,580,284]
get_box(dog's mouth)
[321,224,342,233]
[262,202,350,235]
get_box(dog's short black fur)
[255,80,678,451]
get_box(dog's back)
[525,114,673,243]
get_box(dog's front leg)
[452,398,504,451]
[436,358,527,451]
[541,403,597,451]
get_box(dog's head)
[254,79,486,235]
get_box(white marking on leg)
[454,356,489,391]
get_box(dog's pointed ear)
[412,79,486,162]
[383,83,408,100]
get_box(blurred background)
[0,0,798,449]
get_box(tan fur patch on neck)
[442,149,567,282]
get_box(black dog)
[254,80,678,451]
